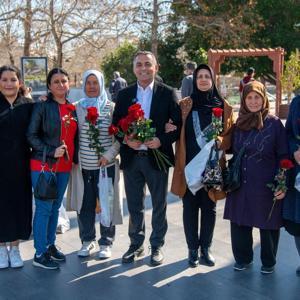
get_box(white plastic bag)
[96,167,114,227]
[185,139,214,195]
[295,172,300,192]
[56,203,70,234]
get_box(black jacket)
[112,81,181,170]
[27,98,78,165]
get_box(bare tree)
[0,0,23,65]
[33,0,133,67]
[133,0,173,57]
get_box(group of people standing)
[0,51,300,278]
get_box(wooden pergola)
[207,47,285,116]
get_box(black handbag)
[34,147,58,201]
[223,145,246,193]
[202,141,223,189]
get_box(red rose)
[280,159,294,170]
[126,113,136,123]
[108,124,119,135]
[66,104,76,112]
[128,103,142,114]
[118,117,130,132]
[132,109,144,120]
[86,107,99,125]
[212,107,223,118]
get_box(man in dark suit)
[109,71,128,103]
[112,51,181,266]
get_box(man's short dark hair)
[247,67,255,75]
[185,62,197,71]
[133,50,158,65]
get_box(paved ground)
[1,171,300,300]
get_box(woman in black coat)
[0,65,33,269]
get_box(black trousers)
[77,168,115,246]
[230,222,280,267]
[182,188,216,250]
[123,155,168,248]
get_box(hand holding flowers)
[203,107,223,143]
[109,103,171,172]
[61,104,76,161]
[267,159,294,220]
[86,106,104,158]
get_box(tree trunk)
[23,0,32,56]
[56,44,63,67]
[151,0,159,58]
[8,50,15,65]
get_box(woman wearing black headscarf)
[171,64,234,268]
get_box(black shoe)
[122,245,144,263]
[33,253,59,270]
[261,265,274,274]
[233,261,253,271]
[47,245,66,262]
[200,248,215,266]
[188,249,199,268]
[150,246,164,266]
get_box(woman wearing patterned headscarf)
[67,70,122,260]
[171,64,234,268]
[224,80,288,274]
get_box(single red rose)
[212,107,223,118]
[118,117,130,132]
[132,109,144,120]
[128,103,142,114]
[280,159,294,170]
[66,104,76,112]
[86,106,99,125]
[108,124,119,135]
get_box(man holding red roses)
[112,50,181,266]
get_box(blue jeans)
[31,171,69,255]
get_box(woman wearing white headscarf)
[67,70,122,259]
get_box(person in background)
[282,94,300,277]
[27,68,78,270]
[181,62,197,98]
[109,71,127,103]
[224,81,288,275]
[239,67,255,95]
[0,65,33,269]
[67,69,122,259]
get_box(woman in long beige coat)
[171,64,234,268]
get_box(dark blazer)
[112,81,181,170]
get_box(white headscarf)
[79,70,108,110]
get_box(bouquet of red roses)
[203,107,223,142]
[267,159,294,220]
[86,106,104,158]
[109,103,172,172]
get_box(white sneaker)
[0,246,9,269]
[77,241,96,257]
[9,246,24,268]
[99,245,112,259]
